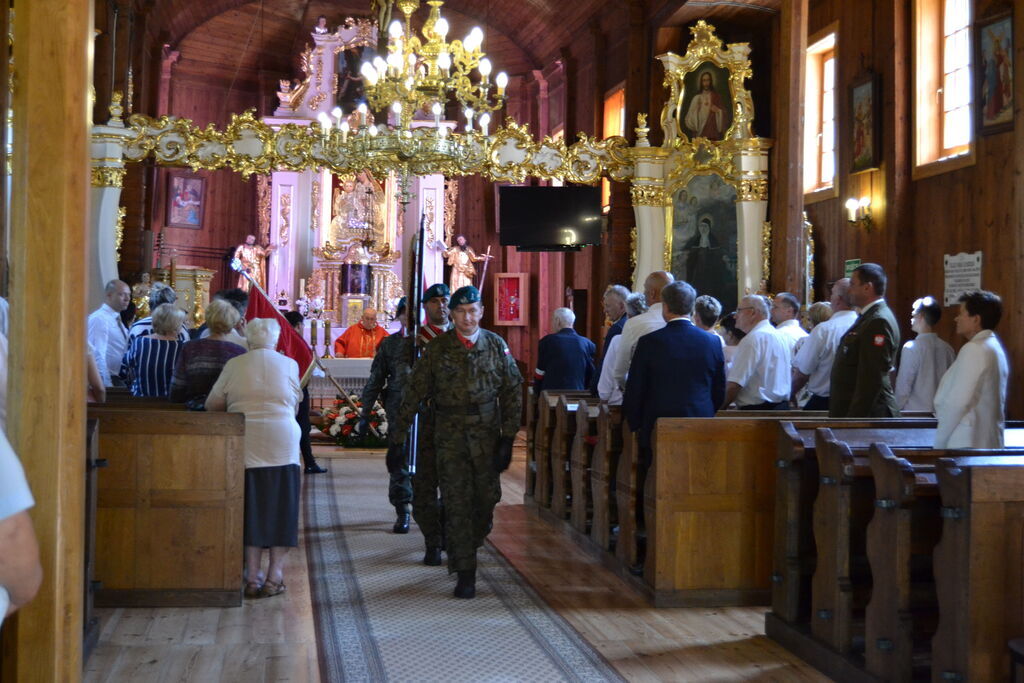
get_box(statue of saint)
[442,234,491,292]
[234,234,276,292]
[329,172,386,247]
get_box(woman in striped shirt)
[120,303,186,397]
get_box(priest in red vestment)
[334,307,388,358]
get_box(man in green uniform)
[829,262,901,417]
[359,297,414,534]
[394,285,523,599]
[411,283,451,565]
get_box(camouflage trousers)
[384,444,412,512]
[435,415,502,573]
[411,443,444,549]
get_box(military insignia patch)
[873,334,885,347]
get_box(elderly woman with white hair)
[119,303,187,397]
[205,318,303,599]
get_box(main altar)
[260,18,452,330]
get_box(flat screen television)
[497,185,603,251]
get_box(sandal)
[259,580,286,598]
[244,580,264,598]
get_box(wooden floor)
[84,437,827,682]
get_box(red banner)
[244,284,315,384]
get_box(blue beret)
[450,285,481,308]
[424,283,450,300]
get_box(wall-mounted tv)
[497,185,603,251]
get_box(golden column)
[4,1,92,679]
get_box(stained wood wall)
[799,0,1023,417]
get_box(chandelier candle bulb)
[357,103,368,128]
[496,72,508,96]
[479,58,492,81]
[340,120,350,142]
[332,107,343,125]
[479,112,491,136]
[435,17,449,38]
[432,102,443,129]
[389,19,403,39]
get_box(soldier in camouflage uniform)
[410,283,452,565]
[359,297,414,534]
[395,285,522,599]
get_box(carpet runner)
[303,457,624,683]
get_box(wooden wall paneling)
[769,0,808,295]
[2,0,92,679]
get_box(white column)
[630,151,670,289]
[89,121,133,311]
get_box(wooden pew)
[525,387,536,500]
[531,390,590,509]
[614,429,641,568]
[88,406,245,607]
[772,419,938,627]
[811,428,1024,658]
[569,399,600,534]
[589,403,623,552]
[931,455,1024,683]
[550,395,587,519]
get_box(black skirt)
[244,464,301,547]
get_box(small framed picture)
[166,172,205,229]
[493,273,528,326]
[976,10,1014,136]
[849,72,880,174]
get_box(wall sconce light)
[845,196,872,230]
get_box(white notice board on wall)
[943,251,982,306]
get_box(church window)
[804,27,837,198]
[602,86,626,212]
[914,0,974,177]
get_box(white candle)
[299,278,306,297]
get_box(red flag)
[244,284,315,385]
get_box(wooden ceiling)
[148,0,783,87]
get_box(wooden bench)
[88,405,245,607]
[531,390,590,508]
[525,387,536,500]
[569,399,600,534]
[931,455,1024,683]
[550,395,594,519]
[772,419,939,627]
[589,403,623,552]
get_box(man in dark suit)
[534,307,596,394]
[829,263,901,417]
[623,280,726,462]
[591,285,630,392]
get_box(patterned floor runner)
[303,457,624,683]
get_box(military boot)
[453,569,476,599]
[423,546,443,566]
[393,504,411,534]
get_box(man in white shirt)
[894,296,955,412]
[933,290,1009,449]
[87,279,131,387]
[611,270,674,390]
[723,294,792,410]
[792,278,857,411]
[771,291,808,355]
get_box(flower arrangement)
[318,394,388,448]
[295,295,326,320]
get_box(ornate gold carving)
[120,111,635,183]
[630,184,667,206]
[91,166,126,187]
[311,179,321,232]
[115,206,126,262]
[739,178,768,201]
[635,113,650,147]
[277,48,313,113]
[314,241,347,260]
[761,220,772,293]
[803,211,814,304]
[331,17,377,51]
[443,177,458,246]
[424,193,436,243]
[279,190,292,245]
[629,226,638,273]
[108,90,124,125]
[256,175,272,243]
